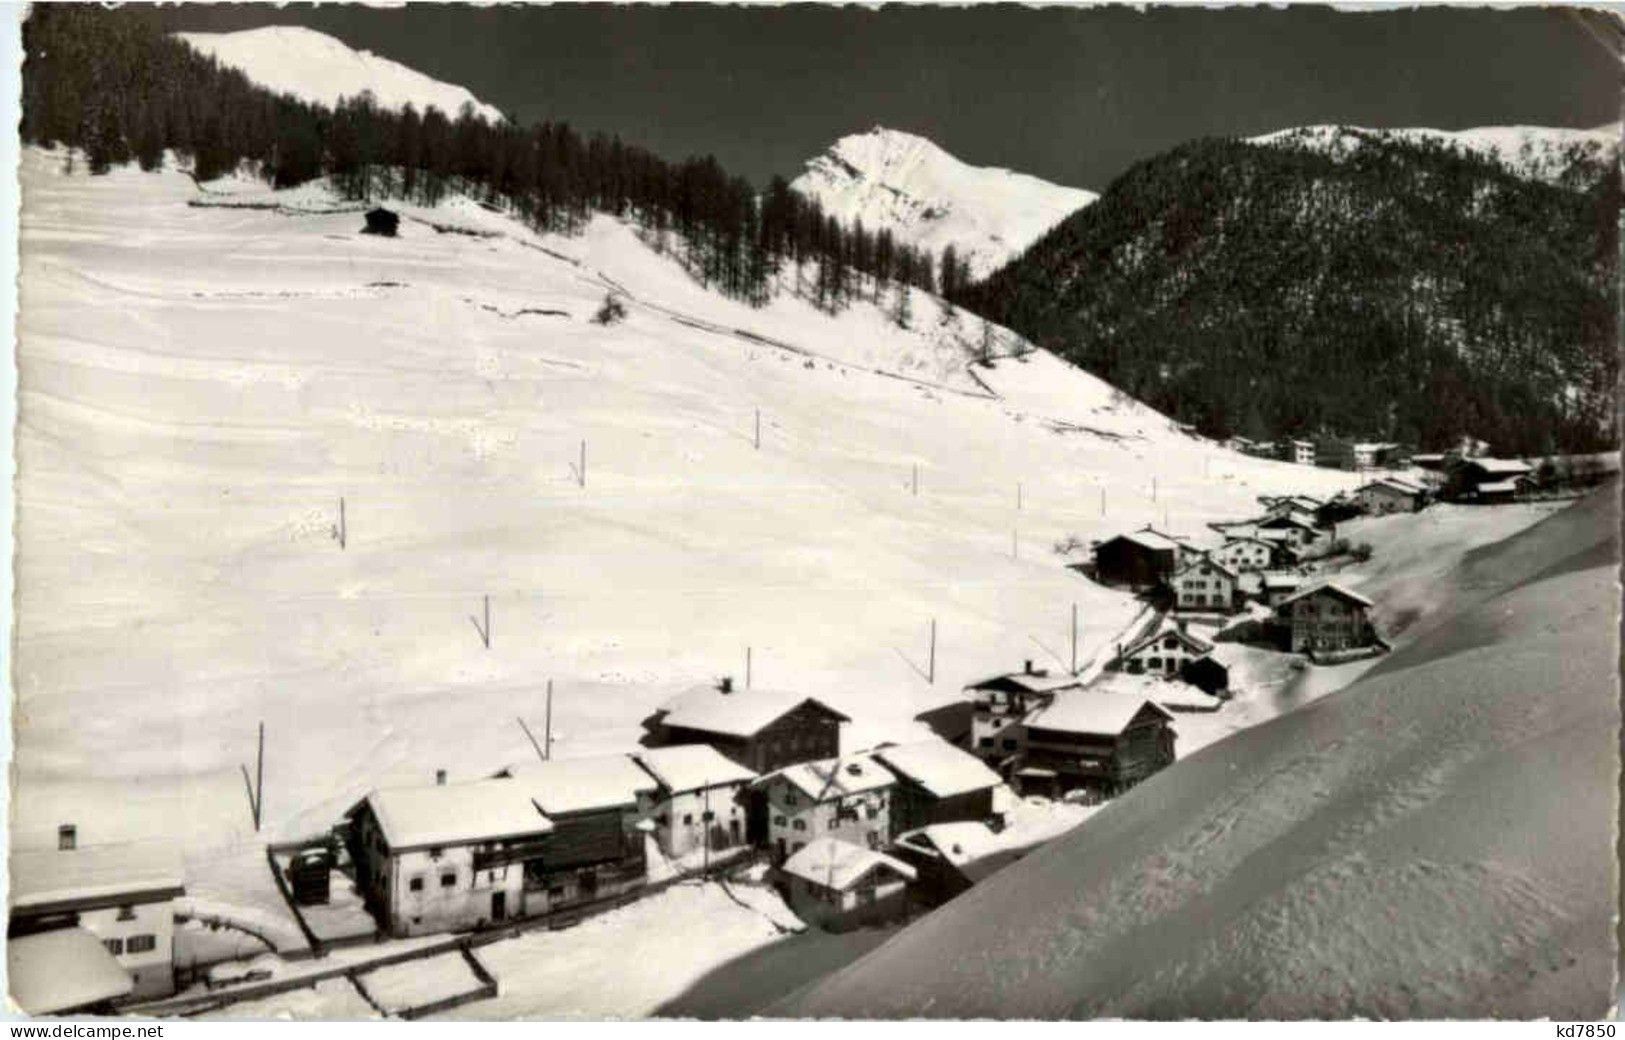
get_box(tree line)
[968,132,1619,455]
[21,5,961,318]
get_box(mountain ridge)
[174,25,507,123]
[792,127,1097,280]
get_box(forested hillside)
[967,132,1620,454]
[21,5,941,314]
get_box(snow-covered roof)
[872,740,1002,799]
[1120,624,1213,660]
[780,837,916,891]
[506,753,658,815]
[1261,572,1305,589]
[7,928,132,1014]
[10,842,184,913]
[762,753,897,802]
[1352,442,1398,452]
[1257,512,1318,531]
[1469,457,1533,476]
[1476,479,1524,493]
[657,685,849,739]
[964,669,1084,695]
[1276,581,1374,610]
[1220,535,1272,549]
[1359,477,1423,495]
[365,779,553,851]
[633,744,757,796]
[1025,693,1173,736]
[1105,528,1184,553]
[1174,553,1238,580]
[895,821,1007,877]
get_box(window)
[792,842,806,854]
[116,905,137,922]
[548,886,566,901]
[103,938,125,956]
[429,847,443,860]
[1163,636,1178,650]
[978,737,994,749]
[1147,657,1162,669]
[409,877,425,892]
[126,935,156,955]
[441,872,457,888]
[792,820,807,832]
[784,791,798,807]
[773,815,787,827]
[683,813,693,826]
[1002,738,1018,750]
[701,811,715,822]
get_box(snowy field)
[16,149,1568,1017]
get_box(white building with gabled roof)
[1171,553,1240,613]
[346,777,554,938]
[9,839,186,1002]
[757,753,897,862]
[632,744,757,860]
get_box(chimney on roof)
[1176,618,1188,634]
[719,676,734,694]
[1023,659,1035,675]
[435,769,447,786]
[58,824,76,851]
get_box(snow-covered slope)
[174,26,505,123]
[13,147,1377,954]
[792,128,1097,280]
[1250,123,1620,185]
[779,489,1619,1018]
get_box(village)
[11,432,1593,1019]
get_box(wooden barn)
[1255,511,1322,548]
[1444,457,1534,502]
[1017,694,1177,798]
[1355,477,1425,515]
[1275,581,1381,656]
[963,663,1083,766]
[912,695,975,749]
[889,821,1025,907]
[872,740,1003,839]
[640,681,849,775]
[1091,528,1186,589]
[499,754,657,913]
[779,838,916,932]
[362,207,400,237]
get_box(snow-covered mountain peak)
[792,127,1098,280]
[174,26,506,124]
[1249,123,1620,186]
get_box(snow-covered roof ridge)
[792,126,1097,279]
[1275,580,1374,610]
[759,752,897,802]
[174,26,506,123]
[657,685,849,739]
[1024,689,1172,736]
[780,836,916,891]
[10,840,185,911]
[633,744,758,795]
[502,752,658,815]
[872,739,1002,798]
[363,779,553,852]
[8,929,134,1015]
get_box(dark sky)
[151,4,1622,192]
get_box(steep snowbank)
[792,127,1097,280]
[174,26,506,123]
[778,488,1619,1018]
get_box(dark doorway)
[491,890,507,922]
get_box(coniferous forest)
[967,133,1620,455]
[20,5,948,315]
